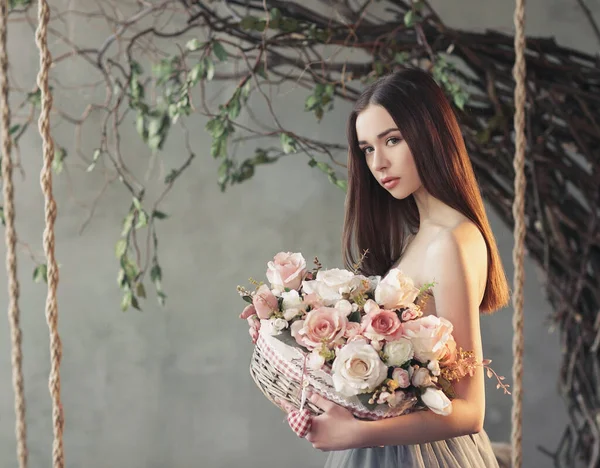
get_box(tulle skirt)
[324,430,499,468]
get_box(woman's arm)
[306,223,489,451]
[358,223,489,445]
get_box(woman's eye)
[387,137,400,145]
[362,147,373,155]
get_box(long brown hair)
[342,68,509,313]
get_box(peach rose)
[266,252,307,292]
[401,315,455,363]
[401,304,422,322]
[252,284,279,320]
[361,300,403,342]
[290,307,348,350]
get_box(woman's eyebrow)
[358,127,400,146]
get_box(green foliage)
[2,1,478,312]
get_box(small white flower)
[262,318,289,336]
[427,360,441,376]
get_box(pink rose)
[302,292,324,309]
[401,305,422,322]
[401,316,455,363]
[392,368,410,388]
[361,300,403,342]
[290,307,348,350]
[344,322,362,339]
[252,284,279,320]
[266,252,307,292]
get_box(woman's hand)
[304,393,365,452]
[239,304,260,343]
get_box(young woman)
[285,68,511,467]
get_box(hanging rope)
[0,0,28,467]
[34,1,64,466]
[511,0,527,467]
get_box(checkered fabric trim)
[256,334,377,420]
[287,409,312,438]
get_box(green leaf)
[115,239,127,258]
[87,148,102,172]
[121,290,133,311]
[212,41,228,62]
[157,290,167,306]
[135,211,148,229]
[136,282,147,299]
[336,179,348,191]
[205,57,215,81]
[121,213,134,236]
[33,264,47,283]
[280,133,298,154]
[453,92,467,110]
[150,264,162,283]
[394,52,409,64]
[52,146,67,175]
[305,95,318,111]
[404,10,416,27]
[228,96,241,119]
[152,210,168,220]
[240,15,257,30]
[186,38,203,51]
[136,113,147,140]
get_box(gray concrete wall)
[0,0,597,466]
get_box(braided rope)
[34,1,64,466]
[511,0,527,467]
[0,1,28,466]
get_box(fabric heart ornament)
[287,408,312,438]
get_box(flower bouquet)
[238,252,508,421]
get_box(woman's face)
[355,104,422,199]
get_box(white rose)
[421,387,452,416]
[335,299,353,317]
[374,268,420,310]
[281,290,305,321]
[261,318,289,336]
[331,341,388,397]
[384,338,414,367]
[411,367,433,387]
[302,269,362,306]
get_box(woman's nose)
[372,150,389,171]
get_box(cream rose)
[384,338,414,367]
[402,315,456,363]
[411,367,433,387]
[331,340,388,397]
[266,252,307,292]
[421,387,452,416]
[290,306,348,350]
[302,269,363,306]
[374,268,420,310]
